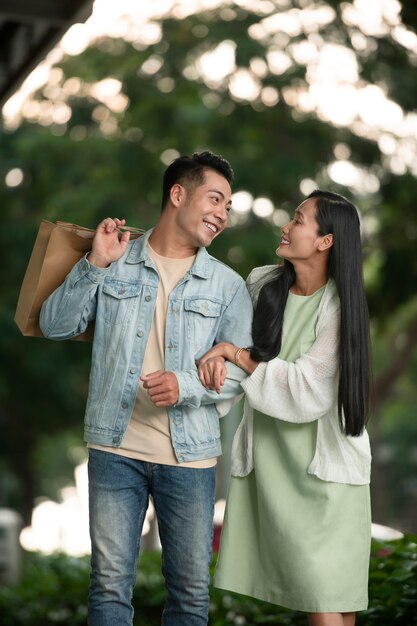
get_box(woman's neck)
[290,263,328,296]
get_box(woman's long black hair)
[250,190,371,436]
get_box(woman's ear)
[318,233,334,251]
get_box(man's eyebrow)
[295,208,304,219]
[208,188,225,198]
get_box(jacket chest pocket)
[101,280,142,326]
[184,298,223,349]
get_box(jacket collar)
[125,228,211,279]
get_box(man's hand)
[141,370,179,407]
[88,217,131,268]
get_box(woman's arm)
[197,342,259,391]
[242,303,341,423]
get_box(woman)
[198,190,372,626]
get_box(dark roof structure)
[0,0,94,108]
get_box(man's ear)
[318,233,333,251]
[170,183,186,207]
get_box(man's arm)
[177,278,253,407]
[143,279,253,409]
[40,217,129,340]
[40,256,108,340]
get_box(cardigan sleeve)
[241,299,341,423]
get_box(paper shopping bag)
[14,220,144,341]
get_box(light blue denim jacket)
[40,229,253,462]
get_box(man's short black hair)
[161,151,234,211]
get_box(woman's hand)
[197,343,236,393]
[197,342,237,366]
[198,357,227,394]
[197,341,260,379]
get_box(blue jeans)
[87,449,216,626]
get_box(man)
[40,151,253,626]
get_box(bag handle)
[55,221,145,235]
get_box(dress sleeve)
[241,299,340,423]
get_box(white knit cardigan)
[229,266,371,485]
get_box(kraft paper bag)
[14,220,144,341]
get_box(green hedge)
[0,536,416,625]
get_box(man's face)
[175,169,232,248]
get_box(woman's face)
[277,198,330,262]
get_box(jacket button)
[145,295,151,302]
[122,402,128,409]
[130,368,137,374]
[137,330,144,337]
[113,436,119,444]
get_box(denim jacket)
[40,230,253,462]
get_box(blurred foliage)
[1,0,417,530]
[1,537,417,625]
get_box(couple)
[40,150,372,626]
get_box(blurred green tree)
[1,0,417,529]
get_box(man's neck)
[148,224,198,259]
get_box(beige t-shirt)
[90,243,216,468]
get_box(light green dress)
[215,288,371,613]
